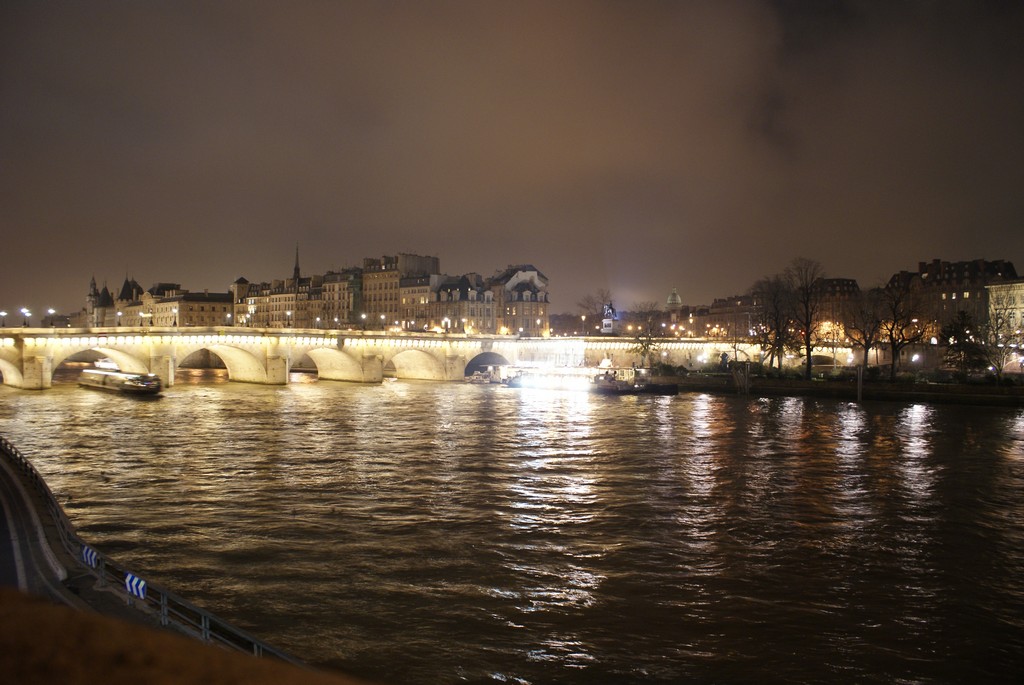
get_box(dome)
[666,288,682,307]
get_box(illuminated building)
[426,274,491,333]
[362,254,440,329]
[666,288,683,324]
[70,252,549,335]
[889,259,1018,339]
[489,265,550,337]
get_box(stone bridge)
[0,326,848,390]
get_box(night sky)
[2,1,1023,318]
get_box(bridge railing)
[0,435,302,664]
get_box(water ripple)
[2,372,1024,683]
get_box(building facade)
[362,254,440,329]
[426,274,494,333]
[691,295,758,341]
[75,277,233,328]
[986,281,1024,371]
[889,259,1019,338]
[73,252,549,336]
[489,265,550,337]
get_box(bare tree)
[750,274,796,371]
[627,301,664,367]
[629,328,661,368]
[940,311,986,376]
[576,288,612,334]
[630,301,663,328]
[843,286,886,369]
[880,276,926,381]
[978,291,1023,381]
[786,257,826,380]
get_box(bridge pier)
[358,354,383,383]
[20,355,53,390]
[149,353,177,388]
[444,354,467,381]
[265,353,290,385]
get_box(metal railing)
[0,435,302,664]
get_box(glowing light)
[513,373,594,392]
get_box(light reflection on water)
[1,371,1024,684]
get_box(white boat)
[465,367,501,384]
[501,366,602,392]
[503,365,678,395]
[78,369,162,395]
[590,367,678,395]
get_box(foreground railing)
[0,435,302,664]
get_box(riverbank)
[662,373,1024,407]
[0,588,372,685]
[0,436,371,684]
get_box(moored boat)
[465,367,501,384]
[78,369,163,395]
[500,365,678,395]
[591,367,678,395]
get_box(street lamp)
[226,312,232,325]
[47,308,56,328]
[315,316,321,328]
[20,307,30,326]
[380,314,386,329]
[286,310,292,327]
[333,316,339,329]
[0,311,6,327]
[172,307,178,327]
[361,313,366,330]
[117,311,122,326]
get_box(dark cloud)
[2,0,1022,317]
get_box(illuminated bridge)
[0,326,841,390]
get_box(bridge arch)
[385,349,447,380]
[175,343,272,384]
[465,351,511,377]
[44,342,151,374]
[0,358,22,386]
[79,347,150,374]
[305,347,367,382]
[809,353,839,368]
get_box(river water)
[2,367,1024,684]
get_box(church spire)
[293,244,301,282]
